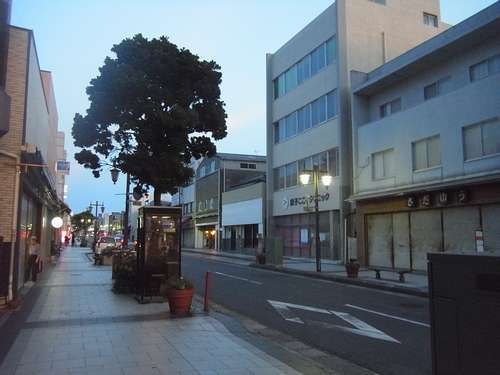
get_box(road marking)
[214,272,262,284]
[268,300,399,343]
[345,304,430,328]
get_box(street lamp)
[110,167,130,247]
[89,201,105,246]
[299,163,332,272]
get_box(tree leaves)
[72,34,227,203]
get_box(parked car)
[126,241,136,250]
[114,234,125,247]
[95,236,116,254]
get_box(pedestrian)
[71,232,76,247]
[25,235,40,283]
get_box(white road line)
[345,304,430,327]
[214,272,262,284]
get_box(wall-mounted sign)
[56,161,70,175]
[407,189,469,208]
[282,193,330,210]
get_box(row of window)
[372,117,500,180]
[368,0,438,28]
[275,90,338,143]
[379,53,500,119]
[274,37,337,99]
[274,149,338,191]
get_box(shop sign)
[282,193,330,210]
[406,189,469,208]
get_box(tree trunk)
[153,189,162,206]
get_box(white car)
[95,236,116,254]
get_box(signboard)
[56,161,70,175]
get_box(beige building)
[0,17,69,302]
[266,0,448,264]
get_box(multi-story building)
[181,153,266,250]
[266,0,449,264]
[350,2,500,270]
[0,14,69,302]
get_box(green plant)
[101,246,121,257]
[112,257,137,293]
[163,276,194,290]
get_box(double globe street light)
[299,164,332,272]
[110,167,130,247]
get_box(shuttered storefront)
[367,213,392,267]
[442,206,480,252]
[482,204,500,252]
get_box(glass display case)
[136,206,182,301]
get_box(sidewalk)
[183,248,429,298]
[0,246,375,375]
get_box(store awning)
[181,216,192,223]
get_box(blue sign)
[56,161,70,175]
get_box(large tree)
[72,34,227,204]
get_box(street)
[183,254,432,375]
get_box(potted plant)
[100,246,122,266]
[112,256,137,293]
[345,258,360,277]
[7,294,23,310]
[256,252,266,265]
[164,276,195,315]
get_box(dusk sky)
[10,0,498,214]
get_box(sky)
[10,0,498,215]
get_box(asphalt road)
[183,255,432,375]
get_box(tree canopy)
[72,34,227,204]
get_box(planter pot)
[345,262,360,277]
[7,300,22,310]
[256,254,266,265]
[166,289,195,315]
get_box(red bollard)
[204,270,211,312]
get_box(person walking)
[25,236,40,283]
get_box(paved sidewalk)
[183,248,429,297]
[0,246,375,375]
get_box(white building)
[266,0,448,264]
[350,2,500,270]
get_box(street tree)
[72,34,227,204]
[70,211,95,242]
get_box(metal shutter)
[393,212,411,269]
[367,213,392,267]
[442,206,480,252]
[482,204,500,252]
[410,210,442,271]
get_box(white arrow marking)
[268,300,399,343]
[345,304,430,327]
[214,272,261,284]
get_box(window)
[424,76,451,100]
[424,13,438,27]
[463,118,500,160]
[285,163,298,188]
[276,149,337,191]
[380,98,401,117]
[412,135,441,171]
[368,0,386,4]
[372,149,394,179]
[275,166,285,190]
[470,53,500,81]
[240,163,257,169]
[274,90,338,143]
[273,37,337,99]
[329,148,339,177]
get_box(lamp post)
[89,201,105,246]
[299,164,332,272]
[110,167,130,247]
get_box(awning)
[181,216,192,223]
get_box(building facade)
[175,153,266,251]
[266,0,448,264]
[0,21,69,302]
[350,3,500,270]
